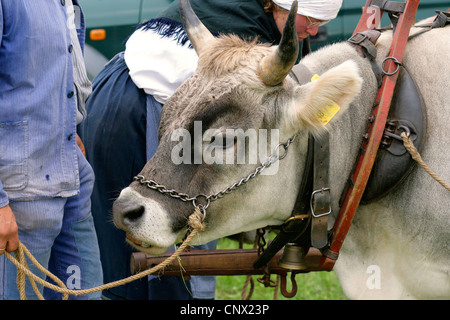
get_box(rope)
[9,134,444,300]
[4,208,205,300]
[401,132,450,191]
[241,276,255,300]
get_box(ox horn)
[179,0,215,55]
[258,1,299,86]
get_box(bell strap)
[310,133,331,249]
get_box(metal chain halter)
[133,133,299,222]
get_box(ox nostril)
[123,205,145,225]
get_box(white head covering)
[272,0,343,21]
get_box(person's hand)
[76,134,86,158]
[0,205,19,255]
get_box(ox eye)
[210,132,236,149]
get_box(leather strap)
[348,30,380,58]
[289,63,314,86]
[290,63,332,249]
[348,30,383,87]
[371,0,405,13]
[310,133,331,248]
[290,134,314,217]
[410,10,450,39]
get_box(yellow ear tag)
[311,74,341,125]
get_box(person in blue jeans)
[0,0,103,300]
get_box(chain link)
[134,132,298,211]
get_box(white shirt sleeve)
[124,28,199,104]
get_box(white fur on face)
[115,187,179,255]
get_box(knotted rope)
[401,132,450,192]
[4,208,205,300]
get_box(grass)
[214,237,348,300]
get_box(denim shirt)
[0,0,87,206]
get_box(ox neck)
[255,40,381,269]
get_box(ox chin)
[125,232,172,255]
[113,187,183,255]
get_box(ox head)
[113,0,363,254]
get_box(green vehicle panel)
[79,0,449,79]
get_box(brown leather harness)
[255,0,450,271]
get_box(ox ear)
[286,60,363,133]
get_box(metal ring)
[275,143,289,160]
[192,196,211,211]
[397,124,411,138]
[381,56,402,76]
[193,203,207,222]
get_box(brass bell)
[278,243,308,270]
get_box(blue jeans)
[0,148,103,300]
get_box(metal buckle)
[348,32,369,45]
[310,187,331,218]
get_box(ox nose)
[113,198,145,229]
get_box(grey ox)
[113,0,450,299]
